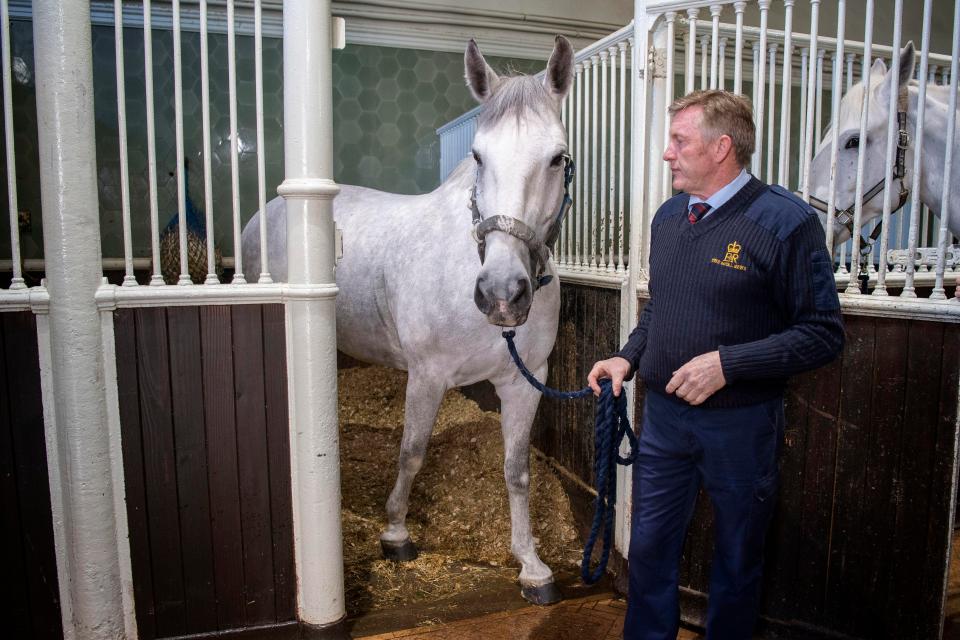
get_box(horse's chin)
[477,300,530,327]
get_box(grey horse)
[242,36,574,604]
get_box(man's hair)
[668,90,756,167]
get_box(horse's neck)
[911,85,957,228]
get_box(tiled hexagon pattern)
[0,20,543,264]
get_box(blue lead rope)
[502,330,637,585]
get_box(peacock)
[159,158,223,284]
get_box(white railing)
[0,0,283,308]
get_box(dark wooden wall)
[115,304,296,640]
[0,311,63,639]
[533,284,622,486]
[665,312,956,639]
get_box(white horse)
[807,42,960,245]
[241,37,574,604]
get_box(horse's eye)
[472,150,482,166]
[550,154,566,168]
[845,136,860,149]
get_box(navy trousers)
[623,390,784,640]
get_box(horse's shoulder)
[746,185,817,242]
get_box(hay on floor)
[339,365,582,612]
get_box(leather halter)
[470,155,576,290]
[807,84,911,257]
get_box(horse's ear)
[898,41,916,89]
[465,39,500,103]
[543,35,574,101]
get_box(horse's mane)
[477,75,554,128]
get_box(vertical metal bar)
[1,0,22,288]
[144,0,163,285]
[824,0,846,256]
[920,64,937,252]
[662,13,676,202]
[112,0,134,285]
[600,50,609,271]
[618,40,627,272]
[766,42,778,184]
[752,0,767,178]
[734,1,746,95]
[607,46,617,272]
[562,86,570,267]
[844,0,874,294]
[719,36,727,91]
[873,0,904,296]
[255,0,270,283]
[700,34,709,91]
[200,0,217,284]
[778,0,796,186]
[800,0,822,201]
[576,62,584,268]
[815,49,825,148]
[686,8,698,94]
[228,0,245,282]
[173,0,189,285]
[797,47,809,188]
[931,0,960,299]
[710,4,721,89]
[590,54,599,269]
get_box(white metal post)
[33,1,134,637]
[280,0,347,635]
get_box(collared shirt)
[687,168,752,221]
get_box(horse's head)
[808,42,915,245]
[465,36,574,327]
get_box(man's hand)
[665,351,726,405]
[587,356,632,397]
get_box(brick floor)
[355,594,705,640]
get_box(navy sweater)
[616,176,844,408]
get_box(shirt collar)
[688,169,752,219]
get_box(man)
[588,90,844,639]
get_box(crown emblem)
[723,241,741,264]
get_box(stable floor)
[355,594,704,640]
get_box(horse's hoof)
[381,538,419,562]
[521,581,562,606]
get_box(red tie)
[688,202,711,224]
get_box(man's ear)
[715,134,734,163]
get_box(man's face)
[662,106,716,198]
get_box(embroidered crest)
[711,240,747,271]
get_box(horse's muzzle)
[474,276,532,326]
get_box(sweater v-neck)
[677,176,767,238]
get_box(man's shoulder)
[653,192,689,225]
[744,183,819,242]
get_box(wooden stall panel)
[116,304,295,640]
[0,311,63,640]
[660,312,959,640]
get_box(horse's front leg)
[494,369,562,606]
[380,371,445,561]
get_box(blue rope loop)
[502,330,637,585]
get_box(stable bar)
[734,1,745,94]
[778,0,795,186]
[606,47,616,272]
[201,0,217,284]
[144,0,163,285]
[173,0,190,284]
[686,8,698,94]
[600,50,609,271]
[766,42,777,184]
[800,0,821,202]
[1,0,23,290]
[228,0,245,283]
[845,0,875,294]
[113,0,135,286]
[824,0,846,255]
[719,36,727,90]
[576,63,584,267]
[662,12,676,202]
[255,0,271,283]
[872,0,904,296]
[931,0,960,300]
[590,54,599,268]
[797,46,808,188]
[710,4,721,88]
[618,40,627,272]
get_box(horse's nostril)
[509,278,529,305]
[474,281,491,313]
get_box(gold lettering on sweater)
[711,241,747,271]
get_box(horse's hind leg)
[494,371,562,606]
[380,371,445,562]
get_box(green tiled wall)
[0,19,542,262]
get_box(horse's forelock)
[477,76,555,128]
